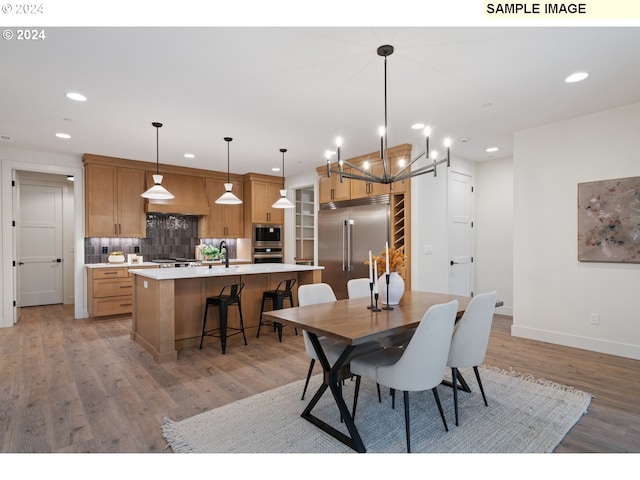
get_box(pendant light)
[272,148,295,209]
[215,137,242,204]
[141,122,175,199]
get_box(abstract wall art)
[577,176,640,263]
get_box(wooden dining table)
[262,290,472,453]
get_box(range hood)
[144,171,210,215]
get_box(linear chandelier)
[326,45,451,185]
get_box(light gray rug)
[161,366,591,453]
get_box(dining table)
[261,290,473,453]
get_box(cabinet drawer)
[93,295,133,317]
[92,268,127,279]
[93,278,133,297]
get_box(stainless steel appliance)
[254,224,282,246]
[151,257,198,267]
[318,199,389,300]
[252,246,284,264]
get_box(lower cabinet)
[87,265,158,317]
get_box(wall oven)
[254,224,282,246]
[252,246,283,264]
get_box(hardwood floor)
[0,304,638,453]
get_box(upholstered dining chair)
[350,300,459,453]
[447,290,497,426]
[297,283,380,401]
[346,277,371,299]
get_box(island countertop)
[128,263,323,280]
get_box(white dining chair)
[346,277,371,299]
[298,283,380,401]
[447,291,497,426]
[350,300,459,453]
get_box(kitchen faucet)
[219,241,229,268]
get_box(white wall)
[513,102,640,360]
[475,157,513,315]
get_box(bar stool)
[200,282,247,354]
[257,278,298,342]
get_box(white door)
[448,171,473,296]
[18,184,64,306]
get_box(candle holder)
[372,292,382,312]
[367,281,375,310]
[383,273,394,310]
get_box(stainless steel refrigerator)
[318,202,389,300]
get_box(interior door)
[18,184,64,306]
[448,171,473,296]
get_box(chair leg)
[352,376,361,419]
[452,367,459,426]
[199,303,209,349]
[377,383,381,403]
[473,366,488,406]
[301,359,315,400]
[391,388,396,409]
[256,295,266,338]
[403,391,411,453]
[432,386,448,432]
[237,299,248,346]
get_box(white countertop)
[85,259,251,269]
[128,263,323,280]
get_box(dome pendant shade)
[272,148,295,209]
[141,122,175,200]
[216,137,243,205]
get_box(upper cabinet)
[144,172,209,215]
[199,177,244,238]
[318,164,351,203]
[243,174,284,225]
[84,160,147,237]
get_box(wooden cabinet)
[145,172,210,215]
[85,163,147,237]
[87,265,158,317]
[199,177,244,238]
[350,160,390,198]
[318,164,351,203]
[243,174,284,225]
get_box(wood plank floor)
[0,304,638,453]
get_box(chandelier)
[325,45,451,184]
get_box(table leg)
[300,333,366,453]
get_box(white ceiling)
[2,26,640,178]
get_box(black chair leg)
[403,391,411,453]
[301,359,315,400]
[432,386,448,432]
[391,388,396,409]
[237,299,248,346]
[256,296,266,338]
[377,383,381,403]
[199,303,209,349]
[352,376,361,419]
[452,367,459,426]
[473,366,488,406]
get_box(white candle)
[373,262,378,294]
[368,250,373,282]
[385,241,390,275]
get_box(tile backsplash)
[84,214,237,264]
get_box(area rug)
[161,366,591,453]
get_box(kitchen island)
[129,264,323,363]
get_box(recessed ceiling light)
[65,92,87,102]
[55,133,71,139]
[565,72,589,83]
[184,153,195,159]
[272,167,281,172]
[486,147,499,153]
[411,123,425,130]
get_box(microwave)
[254,224,282,246]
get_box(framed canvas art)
[577,176,640,263]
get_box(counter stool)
[257,278,298,342]
[200,282,247,354]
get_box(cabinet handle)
[120,303,133,307]
[120,285,132,289]
[104,271,118,275]
[114,224,118,235]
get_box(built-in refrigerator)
[318,201,389,300]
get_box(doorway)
[448,170,474,296]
